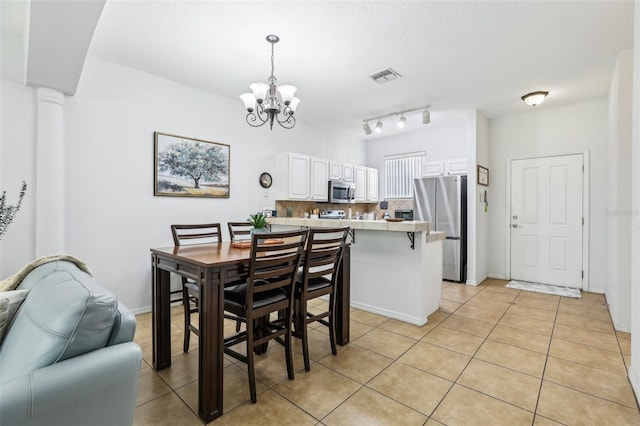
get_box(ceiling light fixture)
[240,35,299,130]
[521,91,549,107]
[397,114,406,128]
[361,105,430,136]
[422,107,430,124]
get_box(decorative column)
[35,88,65,257]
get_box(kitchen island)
[269,217,445,325]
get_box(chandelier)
[240,35,299,130]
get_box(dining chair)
[294,226,350,371]
[170,223,223,352]
[223,228,308,403]
[227,221,254,241]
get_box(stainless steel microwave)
[328,180,355,204]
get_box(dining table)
[150,241,351,423]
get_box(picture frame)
[477,165,489,186]
[154,132,230,197]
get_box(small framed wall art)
[477,165,489,186]
[154,132,230,197]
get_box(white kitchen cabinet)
[342,163,355,182]
[274,152,310,200]
[422,161,445,177]
[310,157,329,200]
[366,167,379,202]
[329,161,342,180]
[354,166,367,201]
[445,158,468,175]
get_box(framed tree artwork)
[154,132,230,197]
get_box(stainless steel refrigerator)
[414,176,467,282]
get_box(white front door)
[510,154,583,288]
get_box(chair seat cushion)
[224,283,287,316]
[295,277,332,297]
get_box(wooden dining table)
[150,241,351,423]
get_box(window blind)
[385,153,424,198]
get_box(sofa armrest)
[0,342,142,426]
[108,302,137,346]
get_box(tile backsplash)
[274,199,414,220]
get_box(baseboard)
[465,280,478,286]
[349,300,428,326]
[629,368,640,406]
[613,322,631,333]
[131,305,152,315]
[487,273,507,280]
[587,286,605,294]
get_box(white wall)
[487,100,609,292]
[607,50,633,332]
[628,0,640,403]
[475,111,489,284]
[0,56,365,311]
[0,81,37,277]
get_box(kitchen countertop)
[268,217,435,233]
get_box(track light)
[397,114,406,128]
[422,107,430,124]
[360,104,430,136]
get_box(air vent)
[369,68,402,84]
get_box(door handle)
[512,224,519,228]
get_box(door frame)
[504,151,590,290]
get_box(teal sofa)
[0,260,142,426]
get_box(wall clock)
[259,172,272,188]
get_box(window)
[385,153,425,198]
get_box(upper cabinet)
[274,152,311,200]
[366,168,379,202]
[422,158,468,177]
[354,166,367,201]
[275,153,377,202]
[310,157,329,200]
[445,158,468,175]
[329,161,343,181]
[354,166,378,202]
[422,161,445,177]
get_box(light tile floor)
[133,279,639,425]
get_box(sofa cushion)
[0,265,117,382]
[0,289,29,343]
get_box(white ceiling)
[6,1,636,139]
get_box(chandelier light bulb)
[375,120,383,133]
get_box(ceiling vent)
[369,68,402,84]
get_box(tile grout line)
[530,290,561,425]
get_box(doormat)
[507,280,581,298]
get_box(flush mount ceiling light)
[240,35,300,130]
[361,104,430,136]
[521,91,549,107]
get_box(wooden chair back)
[227,221,253,241]
[171,223,222,246]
